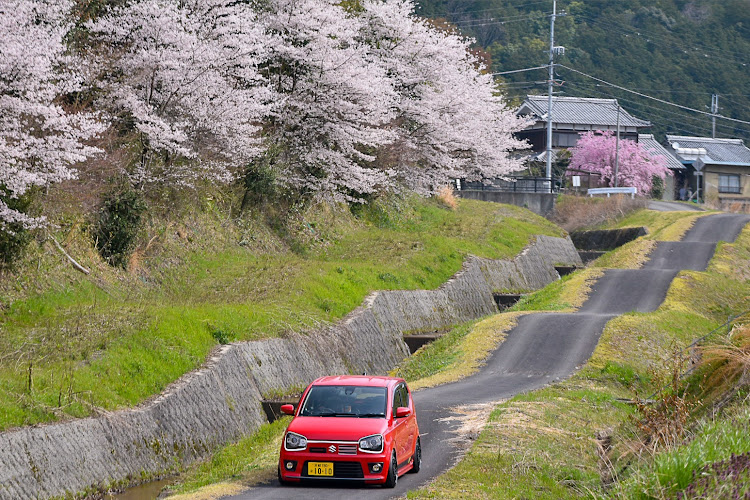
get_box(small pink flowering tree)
[568,130,671,194]
[0,0,102,231]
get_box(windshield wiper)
[357,413,385,418]
[316,412,357,417]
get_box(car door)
[392,383,411,466]
[404,384,418,456]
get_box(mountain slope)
[416,0,750,142]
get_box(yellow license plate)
[308,462,334,476]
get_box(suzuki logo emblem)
[328,445,337,453]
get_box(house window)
[552,132,579,148]
[718,174,741,194]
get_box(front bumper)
[279,451,389,483]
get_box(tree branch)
[48,233,90,275]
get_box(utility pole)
[711,94,719,138]
[614,102,620,187]
[546,0,556,192]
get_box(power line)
[577,15,750,65]
[561,80,750,138]
[452,11,548,26]
[557,64,750,126]
[432,0,551,18]
[491,64,549,76]
[454,13,551,29]
[561,78,750,134]
[561,82,719,137]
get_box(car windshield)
[299,385,387,418]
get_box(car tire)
[278,465,288,486]
[409,437,422,474]
[384,451,398,488]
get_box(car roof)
[311,375,402,388]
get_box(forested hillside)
[416,0,750,142]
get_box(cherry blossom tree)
[86,0,273,189]
[359,0,530,194]
[255,0,397,201]
[568,130,671,193]
[0,0,102,230]
[84,0,529,201]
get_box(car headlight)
[358,434,384,453]
[284,432,308,451]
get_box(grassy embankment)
[160,196,608,499]
[0,197,564,431]
[161,200,640,498]
[405,209,750,499]
[161,204,740,499]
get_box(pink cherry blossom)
[0,0,103,230]
[361,0,530,194]
[87,0,273,188]
[568,130,671,193]
[256,0,398,200]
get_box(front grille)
[338,444,357,455]
[302,461,364,479]
[334,461,364,478]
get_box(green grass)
[509,268,603,312]
[408,213,750,499]
[393,312,523,390]
[613,403,750,498]
[0,196,564,430]
[600,208,712,241]
[394,322,476,382]
[167,417,290,497]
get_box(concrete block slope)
[0,235,580,500]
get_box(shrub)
[0,187,34,270]
[94,184,146,268]
[551,194,646,232]
[241,147,282,211]
[650,175,664,199]
[632,349,694,453]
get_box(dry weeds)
[551,194,647,232]
[436,185,458,210]
[165,482,246,500]
[699,322,750,403]
[439,401,501,451]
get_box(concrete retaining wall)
[458,191,556,216]
[0,235,580,500]
[570,227,648,251]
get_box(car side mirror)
[280,404,295,416]
[395,406,411,418]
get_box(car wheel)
[384,451,398,488]
[278,465,288,486]
[409,437,421,474]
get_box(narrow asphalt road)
[646,200,704,212]
[231,213,749,500]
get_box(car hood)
[288,416,388,441]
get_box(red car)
[278,375,421,488]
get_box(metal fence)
[460,177,554,193]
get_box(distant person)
[679,186,686,201]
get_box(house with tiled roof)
[516,96,651,152]
[666,135,750,207]
[638,134,686,201]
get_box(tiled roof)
[523,150,558,163]
[638,134,685,170]
[666,135,750,165]
[518,96,651,128]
